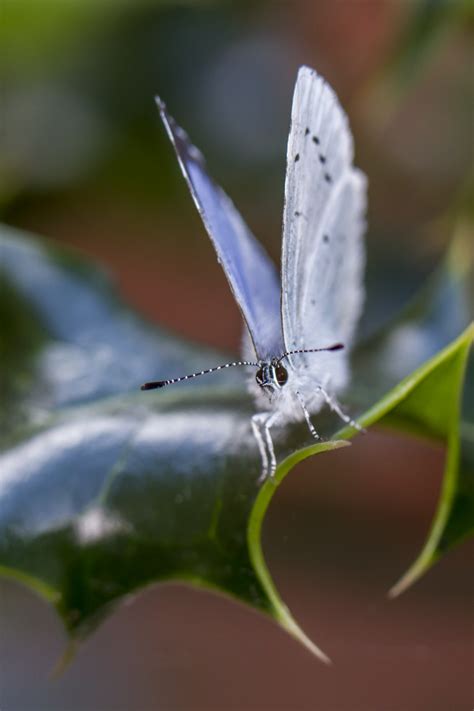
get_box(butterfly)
[142,66,367,482]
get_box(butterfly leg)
[261,411,280,481]
[317,386,365,433]
[295,390,321,441]
[251,413,270,482]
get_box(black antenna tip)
[141,381,164,391]
[329,343,344,351]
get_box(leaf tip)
[388,563,424,599]
[387,582,404,599]
[275,606,332,665]
[50,639,78,679]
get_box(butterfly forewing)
[281,67,367,378]
[157,99,284,361]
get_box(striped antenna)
[277,343,344,363]
[141,360,259,390]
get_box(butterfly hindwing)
[281,67,367,387]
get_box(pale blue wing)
[281,67,367,384]
[156,99,284,361]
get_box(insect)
[142,66,367,482]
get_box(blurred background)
[1,1,473,709]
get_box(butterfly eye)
[274,364,288,386]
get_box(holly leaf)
[0,223,471,663]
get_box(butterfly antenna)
[277,343,344,363]
[141,360,259,390]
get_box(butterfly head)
[255,358,289,392]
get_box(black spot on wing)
[312,135,320,145]
[294,153,300,162]
[323,234,329,243]
[318,154,326,164]
[305,127,310,136]
[324,173,332,183]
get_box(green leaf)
[0,223,471,662]
[387,338,473,596]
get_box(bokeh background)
[1,1,473,709]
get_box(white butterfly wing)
[281,67,367,388]
[157,99,284,361]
